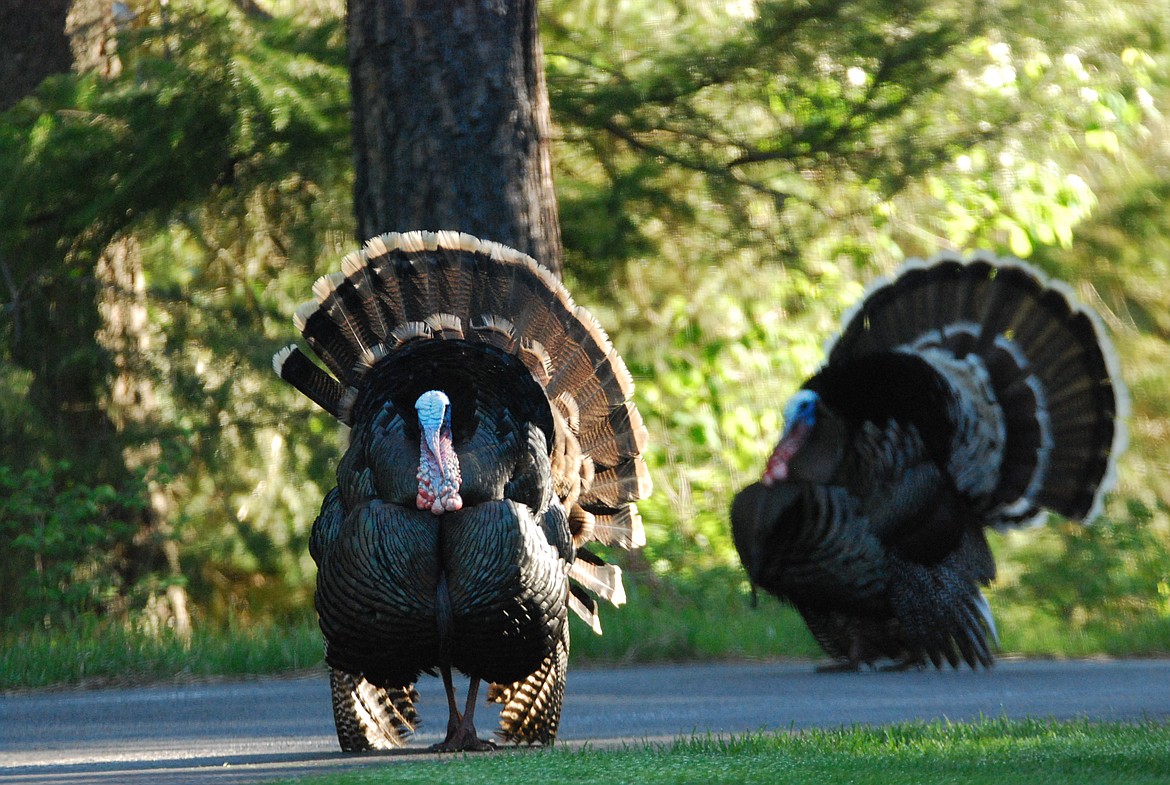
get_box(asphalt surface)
[2,658,1169,784]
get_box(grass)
[0,616,324,691]
[3,566,1169,691]
[568,569,823,662]
[267,719,1170,785]
[0,569,824,691]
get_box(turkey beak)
[762,420,810,486]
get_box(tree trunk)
[0,1,75,111]
[347,0,563,276]
[4,0,125,480]
[65,0,123,78]
[84,0,190,636]
[97,237,191,637]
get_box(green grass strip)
[2,566,1167,691]
[275,719,1170,785]
[0,617,324,690]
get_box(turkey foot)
[432,670,497,753]
[814,636,865,672]
[432,719,497,753]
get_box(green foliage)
[570,568,823,662]
[0,1,352,625]
[546,0,1149,284]
[0,463,162,629]
[0,15,239,453]
[599,256,859,576]
[130,6,354,622]
[1,0,1169,669]
[989,505,1170,657]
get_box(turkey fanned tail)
[826,251,1128,526]
[735,252,1126,672]
[277,231,650,750]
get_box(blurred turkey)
[275,231,650,751]
[731,252,1126,671]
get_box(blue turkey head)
[763,389,844,485]
[415,390,463,514]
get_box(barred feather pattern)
[733,479,998,671]
[276,231,651,749]
[328,668,419,751]
[489,619,570,745]
[886,536,998,670]
[797,607,908,666]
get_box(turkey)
[731,252,1126,671]
[274,231,651,751]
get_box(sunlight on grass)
[0,616,324,690]
[569,569,823,663]
[4,564,1167,691]
[268,719,1170,785]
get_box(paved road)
[3,658,1169,784]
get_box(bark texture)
[347,0,563,276]
[0,0,74,111]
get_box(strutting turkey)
[274,231,651,751]
[730,252,1127,671]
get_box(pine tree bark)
[0,1,75,111]
[347,0,563,276]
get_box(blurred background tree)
[0,0,1166,661]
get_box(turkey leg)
[432,666,496,752]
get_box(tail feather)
[490,620,569,745]
[590,504,646,549]
[395,251,438,324]
[518,338,554,387]
[565,503,645,549]
[568,584,603,633]
[341,251,393,341]
[318,273,384,363]
[504,278,575,368]
[471,253,527,327]
[276,233,649,483]
[429,239,478,320]
[569,556,626,607]
[577,401,649,465]
[827,252,1125,525]
[365,247,411,325]
[328,668,418,751]
[294,301,362,385]
[273,345,349,418]
[469,314,518,352]
[580,458,653,509]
